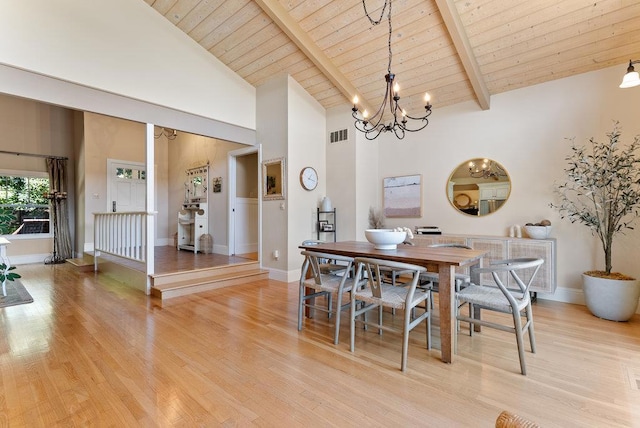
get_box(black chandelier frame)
[352,0,432,140]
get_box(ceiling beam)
[434,0,490,110]
[253,0,373,113]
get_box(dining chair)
[350,257,432,372]
[301,240,350,275]
[299,250,363,345]
[455,257,544,375]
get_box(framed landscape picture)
[383,174,422,217]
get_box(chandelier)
[351,0,432,140]
[154,127,177,140]
[469,159,507,180]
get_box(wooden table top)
[299,240,486,267]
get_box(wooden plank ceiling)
[144,0,640,114]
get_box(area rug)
[0,280,34,308]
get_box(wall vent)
[329,128,348,143]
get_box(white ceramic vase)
[321,196,332,212]
[582,273,640,321]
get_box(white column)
[145,123,156,294]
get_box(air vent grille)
[329,128,348,143]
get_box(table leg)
[438,264,455,363]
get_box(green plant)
[551,122,640,277]
[0,263,20,283]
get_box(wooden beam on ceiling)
[434,0,490,110]
[253,0,373,113]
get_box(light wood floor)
[3,263,640,426]
[153,246,258,274]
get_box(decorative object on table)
[299,167,318,191]
[393,226,413,240]
[364,228,407,250]
[212,177,222,193]
[0,263,20,297]
[523,220,552,239]
[551,122,640,321]
[383,174,422,218]
[0,279,33,308]
[509,225,522,238]
[368,207,385,229]
[320,196,332,211]
[415,226,441,235]
[350,0,432,140]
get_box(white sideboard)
[412,234,556,294]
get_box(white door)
[107,159,146,212]
[228,147,260,257]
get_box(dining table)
[299,240,487,364]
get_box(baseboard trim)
[9,253,51,265]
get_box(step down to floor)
[66,257,95,272]
[150,261,268,299]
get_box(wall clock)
[299,167,318,191]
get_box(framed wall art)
[383,174,422,218]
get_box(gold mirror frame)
[447,158,511,217]
[262,157,286,200]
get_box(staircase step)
[66,257,95,272]
[151,262,268,299]
[151,261,260,287]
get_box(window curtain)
[46,158,73,260]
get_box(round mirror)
[447,158,511,216]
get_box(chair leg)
[512,310,527,375]
[350,298,356,352]
[525,304,536,353]
[401,306,411,372]
[426,296,431,350]
[298,285,305,331]
[327,293,333,319]
[378,305,383,335]
[333,292,342,345]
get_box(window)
[0,172,50,236]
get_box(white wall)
[287,76,327,275]
[0,0,256,131]
[167,134,247,253]
[359,64,640,302]
[257,76,289,275]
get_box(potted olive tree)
[551,122,640,321]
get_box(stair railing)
[93,211,146,271]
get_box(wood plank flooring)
[153,246,258,274]
[2,263,640,426]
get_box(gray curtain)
[46,158,73,260]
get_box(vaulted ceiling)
[143,0,640,116]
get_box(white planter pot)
[582,274,640,321]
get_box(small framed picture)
[318,220,328,231]
[322,223,334,232]
[212,177,222,193]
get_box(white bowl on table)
[365,229,407,250]
[523,225,552,239]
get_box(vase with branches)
[551,122,640,320]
